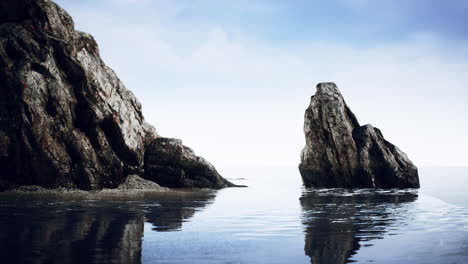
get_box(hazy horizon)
[57,0,468,168]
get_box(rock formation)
[0,0,234,190]
[116,175,167,191]
[144,138,236,188]
[299,82,420,188]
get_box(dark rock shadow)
[300,188,418,264]
[0,191,216,263]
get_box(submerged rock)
[0,0,234,190]
[144,138,236,188]
[299,83,419,188]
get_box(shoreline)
[0,175,220,200]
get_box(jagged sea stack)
[0,0,234,190]
[299,83,419,188]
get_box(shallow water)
[0,167,467,264]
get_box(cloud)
[61,0,468,168]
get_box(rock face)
[299,83,420,188]
[0,0,234,190]
[144,138,235,188]
[116,175,167,191]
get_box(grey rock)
[116,175,167,191]
[299,82,420,188]
[0,0,233,190]
[144,138,236,188]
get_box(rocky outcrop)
[0,0,234,190]
[144,138,235,188]
[116,175,167,191]
[299,83,419,188]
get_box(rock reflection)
[300,189,418,264]
[0,191,215,264]
[144,192,216,232]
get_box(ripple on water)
[0,171,468,264]
[299,188,468,264]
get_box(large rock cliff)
[0,0,234,190]
[299,83,419,188]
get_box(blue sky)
[57,0,468,168]
[62,0,468,45]
[156,0,468,44]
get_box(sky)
[56,0,468,169]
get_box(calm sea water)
[0,167,467,264]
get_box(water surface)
[0,167,467,263]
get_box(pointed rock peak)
[315,82,342,97]
[300,82,419,189]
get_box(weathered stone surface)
[116,175,167,191]
[299,82,420,188]
[0,0,234,190]
[144,138,236,188]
